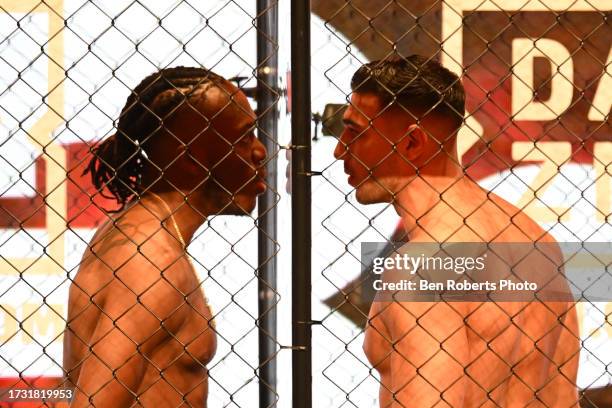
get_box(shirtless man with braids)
[63,67,267,407]
[334,56,579,407]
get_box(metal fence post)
[256,0,279,406]
[291,0,312,407]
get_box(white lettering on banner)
[0,0,66,278]
[511,141,572,222]
[588,47,612,121]
[511,38,574,120]
[0,303,64,344]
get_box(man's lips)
[255,180,267,194]
[255,169,268,193]
[343,165,356,186]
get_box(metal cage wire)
[0,0,610,407]
[308,1,611,407]
[0,0,282,407]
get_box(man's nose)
[333,136,347,160]
[253,138,267,165]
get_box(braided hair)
[85,67,225,211]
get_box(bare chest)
[150,287,217,368]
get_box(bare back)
[364,185,579,407]
[64,206,216,407]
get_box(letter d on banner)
[512,38,574,120]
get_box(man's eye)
[239,134,252,145]
[242,128,256,143]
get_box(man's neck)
[392,175,483,241]
[141,189,209,246]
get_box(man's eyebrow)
[241,121,256,131]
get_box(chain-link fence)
[310,0,611,407]
[0,0,610,407]
[0,0,285,406]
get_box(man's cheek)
[212,158,254,192]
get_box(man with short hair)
[64,67,267,407]
[334,56,579,407]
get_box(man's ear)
[403,124,428,161]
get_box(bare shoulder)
[483,190,555,243]
[71,216,195,317]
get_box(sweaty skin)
[335,93,579,407]
[64,80,267,407]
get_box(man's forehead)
[141,81,254,149]
[185,83,255,124]
[344,93,384,125]
[165,85,255,142]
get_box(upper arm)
[387,301,469,407]
[71,255,189,407]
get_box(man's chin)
[215,195,257,216]
[354,183,393,205]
